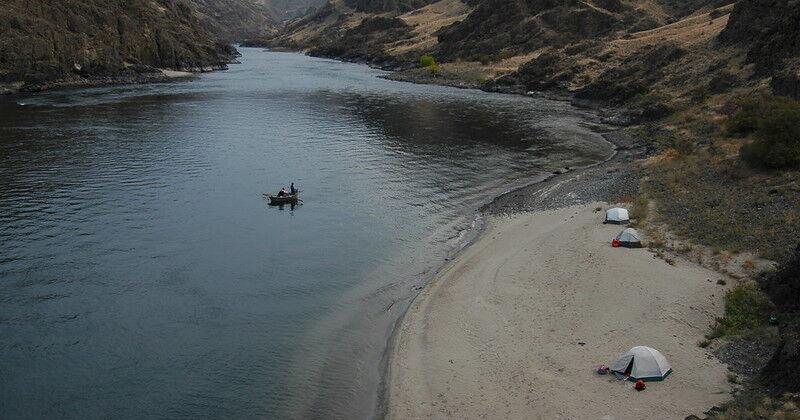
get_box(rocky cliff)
[760,245,800,394]
[718,0,800,99]
[259,0,327,21]
[193,0,277,41]
[0,0,275,91]
[434,0,649,61]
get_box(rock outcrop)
[760,245,800,393]
[307,16,414,65]
[0,0,273,90]
[434,0,634,61]
[344,0,437,13]
[193,0,277,41]
[718,0,800,76]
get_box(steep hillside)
[261,0,327,20]
[434,0,654,61]
[193,0,277,41]
[0,0,275,91]
[261,0,466,65]
[718,0,800,99]
[344,0,438,13]
[265,0,738,78]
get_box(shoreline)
[374,65,734,417]
[4,50,654,418]
[0,65,231,96]
[374,128,640,419]
[255,47,644,127]
[383,203,733,419]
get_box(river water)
[0,49,612,419]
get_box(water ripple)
[0,49,611,419]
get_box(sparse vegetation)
[468,53,491,65]
[645,146,800,261]
[727,96,800,169]
[706,283,774,339]
[630,195,649,223]
[0,0,245,86]
[708,391,800,419]
[494,49,514,61]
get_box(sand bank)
[386,204,731,419]
[159,69,194,78]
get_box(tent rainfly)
[605,207,630,224]
[614,228,643,248]
[611,346,672,381]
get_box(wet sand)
[385,204,731,419]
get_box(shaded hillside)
[260,0,327,20]
[266,0,740,79]
[718,0,800,99]
[307,16,415,64]
[434,0,646,61]
[0,0,271,90]
[759,245,800,394]
[193,0,277,41]
[344,0,438,13]
[261,0,467,65]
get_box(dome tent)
[604,207,630,224]
[614,228,643,248]
[611,346,672,381]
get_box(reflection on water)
[0,49,612,419]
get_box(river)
[0,48,612,419]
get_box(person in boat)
[277,187,288,197]
[290,183,297,195]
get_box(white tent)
[615,228,643,248]
[611,346,672,381]
[605,208,630,224]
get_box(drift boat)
[266,192,299,205]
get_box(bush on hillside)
[419,54,436,68]
[468,53,491,65]
[727,96,800,169]
[418,54,439,75]
[707,283,775,338]
[494,48,515,61]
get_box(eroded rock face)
[760,245,800,393]
[344,0,437,13]
[761,245,800,313]
[0,0,248,87]
[434,0,629,61]
[771,63,800,100]
[718,0,800,75]
[575,44,685,104]
[193,0,276,42]
[307,16,413,66]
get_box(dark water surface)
[0,49,612,419]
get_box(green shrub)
[419,54,436,68]
[740,105,800,169]
[726,98,771,137]
[726,96,800,169]
[707,283,774,338]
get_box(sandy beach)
[386,203,732,419]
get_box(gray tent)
[604,207,630,224]
[611,346,672,381]
[615,228,643,248]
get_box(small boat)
[266,192,299,205]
